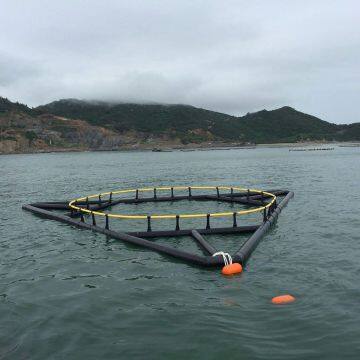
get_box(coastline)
[1,141,359,156]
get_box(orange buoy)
[221,263,243,275]
[271,294,296,305]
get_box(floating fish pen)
[289,147,334,152]
[23,186,294,274]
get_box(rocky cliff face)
[0,110,140,154]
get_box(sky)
[0,0,359,123]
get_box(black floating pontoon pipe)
[191,230,217,255]
[22,204,211,267]
[205,194,263,206]
[29,201,108,211]
[128,225,258,238]
[233,191,294,264]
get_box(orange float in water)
[221,263,243,275]
[271,294,296,305]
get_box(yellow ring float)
[68,186,276,220]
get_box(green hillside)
[0,97,34,115]
[36,99,359,143]
[226,107,339,143]
[36,99,235,143]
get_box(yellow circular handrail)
[68,186,276,220]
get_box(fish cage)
[23,186,294,272]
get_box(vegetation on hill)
[228,107,339,143]
[36,99,359,143]
[36,100,234,143]
[0,97,34,115]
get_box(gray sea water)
[1,146,359,359]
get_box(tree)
[25,131,38,145]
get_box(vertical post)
[206,214,211,229]
[86,197,89,209]
[247,189,250,201]
[147,216,152,232]
[230,187,234,201]
[175,215,180,231]
[98,194,102,204]
[105,214,109,229]
[233,212,237,227]
[72,202,77,218]
[135,189,139,200]
[109,192,113,203]
[216,187,220,198]
[188,186,192,198]
[80,213,85,222]
[153,188,157,199]
[92,212,96,226]
[171,187,174,199]
[268,206,272,217]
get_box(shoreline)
[1,141,359,156]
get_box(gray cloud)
[0,0,359,123]
[0,52,40,86]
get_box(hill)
[37,99,358,144]
[229,106,339,143]
[36,99,235,143]
[0,97,134,154]
[1,96,359,154]
[0,97,34,115]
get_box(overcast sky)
[0,1,359,123]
